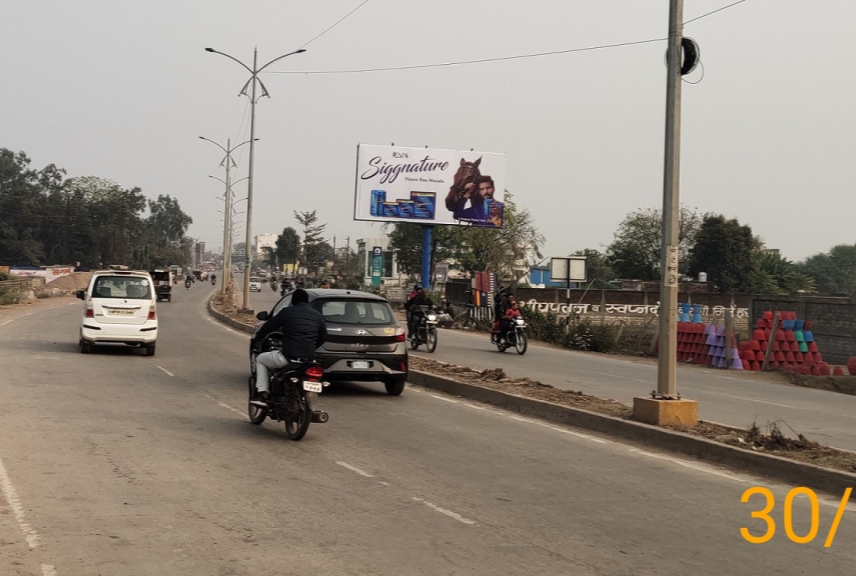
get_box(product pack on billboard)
[354,144,507,228]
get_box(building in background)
[355,237,401,287]
[253,233,277,259]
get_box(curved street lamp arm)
[198,136,228,154]
[257,49,306,73]
[204,48,254,75]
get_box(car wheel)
[80,339,91,354]
[384,379,405,396]
[145,343,156,357]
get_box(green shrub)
[35,291,51,299]
[0,272,8,281]
[0,288,19,305]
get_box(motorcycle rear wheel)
[283,392,311,440]
[248,377,268,425]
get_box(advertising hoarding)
[354,144,506,228]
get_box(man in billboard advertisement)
[354,145,506,229]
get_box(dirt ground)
[211,288,256,327]
[410,355,856,474]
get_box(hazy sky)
[2,0,854,263]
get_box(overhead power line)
[299,0,370,49]
[268,0,747,76]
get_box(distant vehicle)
[149,269,172,302]
[249,277,262,292]
[250,289,408,395]
[77,270,158,356]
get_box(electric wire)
[267,37,667,75]
[267,0,746,76]
[299,0,370,49]
[684,0,747,25]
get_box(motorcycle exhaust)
[311,411,329,423]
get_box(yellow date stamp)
[741,487,851,546]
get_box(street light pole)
[200,137,253,294]
[204,45,306,311]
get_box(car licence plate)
[109,309,135,316]
[351,360,369,369]
[303,381,322,393]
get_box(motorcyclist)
[184,275,193,288]
[271,279,278,291]
[251,289,327,399]
[500,299,521,341]
[492,292,510,334]
[405,288,434,338]
[211,274,217,285]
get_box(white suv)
[77,270,159,356]
[249,277,262,292]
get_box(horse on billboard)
[444,157,482,211]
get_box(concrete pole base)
[633,397,698,427]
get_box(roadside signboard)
[371,246,383,287]
[354,144,506,228]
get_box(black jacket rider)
[254,301,327,359]
[406,293,434,335]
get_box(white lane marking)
[413,497,478,526]
[0,455,40,548]
[41,565,57,576]
[155,364,174,377]
[628,448,752,483]
[379,481,390,486]
[336,461,374,478]
[463,403,486,410]
[0,312,34,328]
[205,316,252,338]
[431,395,458,403]
[702,390,797,409]
[541,424,607,443]
[203,394,245,417]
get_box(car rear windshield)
[91,276,152,299]
[312,299,394,325]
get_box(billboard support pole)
[421,225,433,291]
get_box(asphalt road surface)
[3,282,853,574]
[240,280,856,453]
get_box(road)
[241,281,856,452]
[3,280,838,574]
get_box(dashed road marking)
[336,461,374,478]
[203,394,245,417]
[0,312,34,329]
[540,423,607,443]
[0,455,40,548]
[155,364,174,377]
[413,497,478,526]
[431,395,458,403]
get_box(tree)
[749,251,815,295]
[275,227,301,273]
[450,192,544,282]
[294,210,327,274]
[606,207,706,280]
[688,215,756,293]
[799,244,856,295]
[387,223,459,276]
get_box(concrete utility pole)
[633,0,698,427]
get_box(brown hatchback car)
[250,289,409,395]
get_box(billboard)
[354,144,506,228]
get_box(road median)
[208,289,254,334]
[409,356,856,497]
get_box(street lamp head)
[296,49,306,54]
[204,47,215,53]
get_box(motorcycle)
[211,276,216,285]
[271,281,278,292]
[185,279,192,289]
[409,305,439,353]
[248,336,329,441]
[491,316,528,355]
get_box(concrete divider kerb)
[206,293,254,334]
[408,370,856,497]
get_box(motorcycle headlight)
[426,314,437,321]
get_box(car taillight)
[400,361,407,372]
[395,326,406,342]
[147,305,156,320]
[85,307,94,318]
[305,365,323,380]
